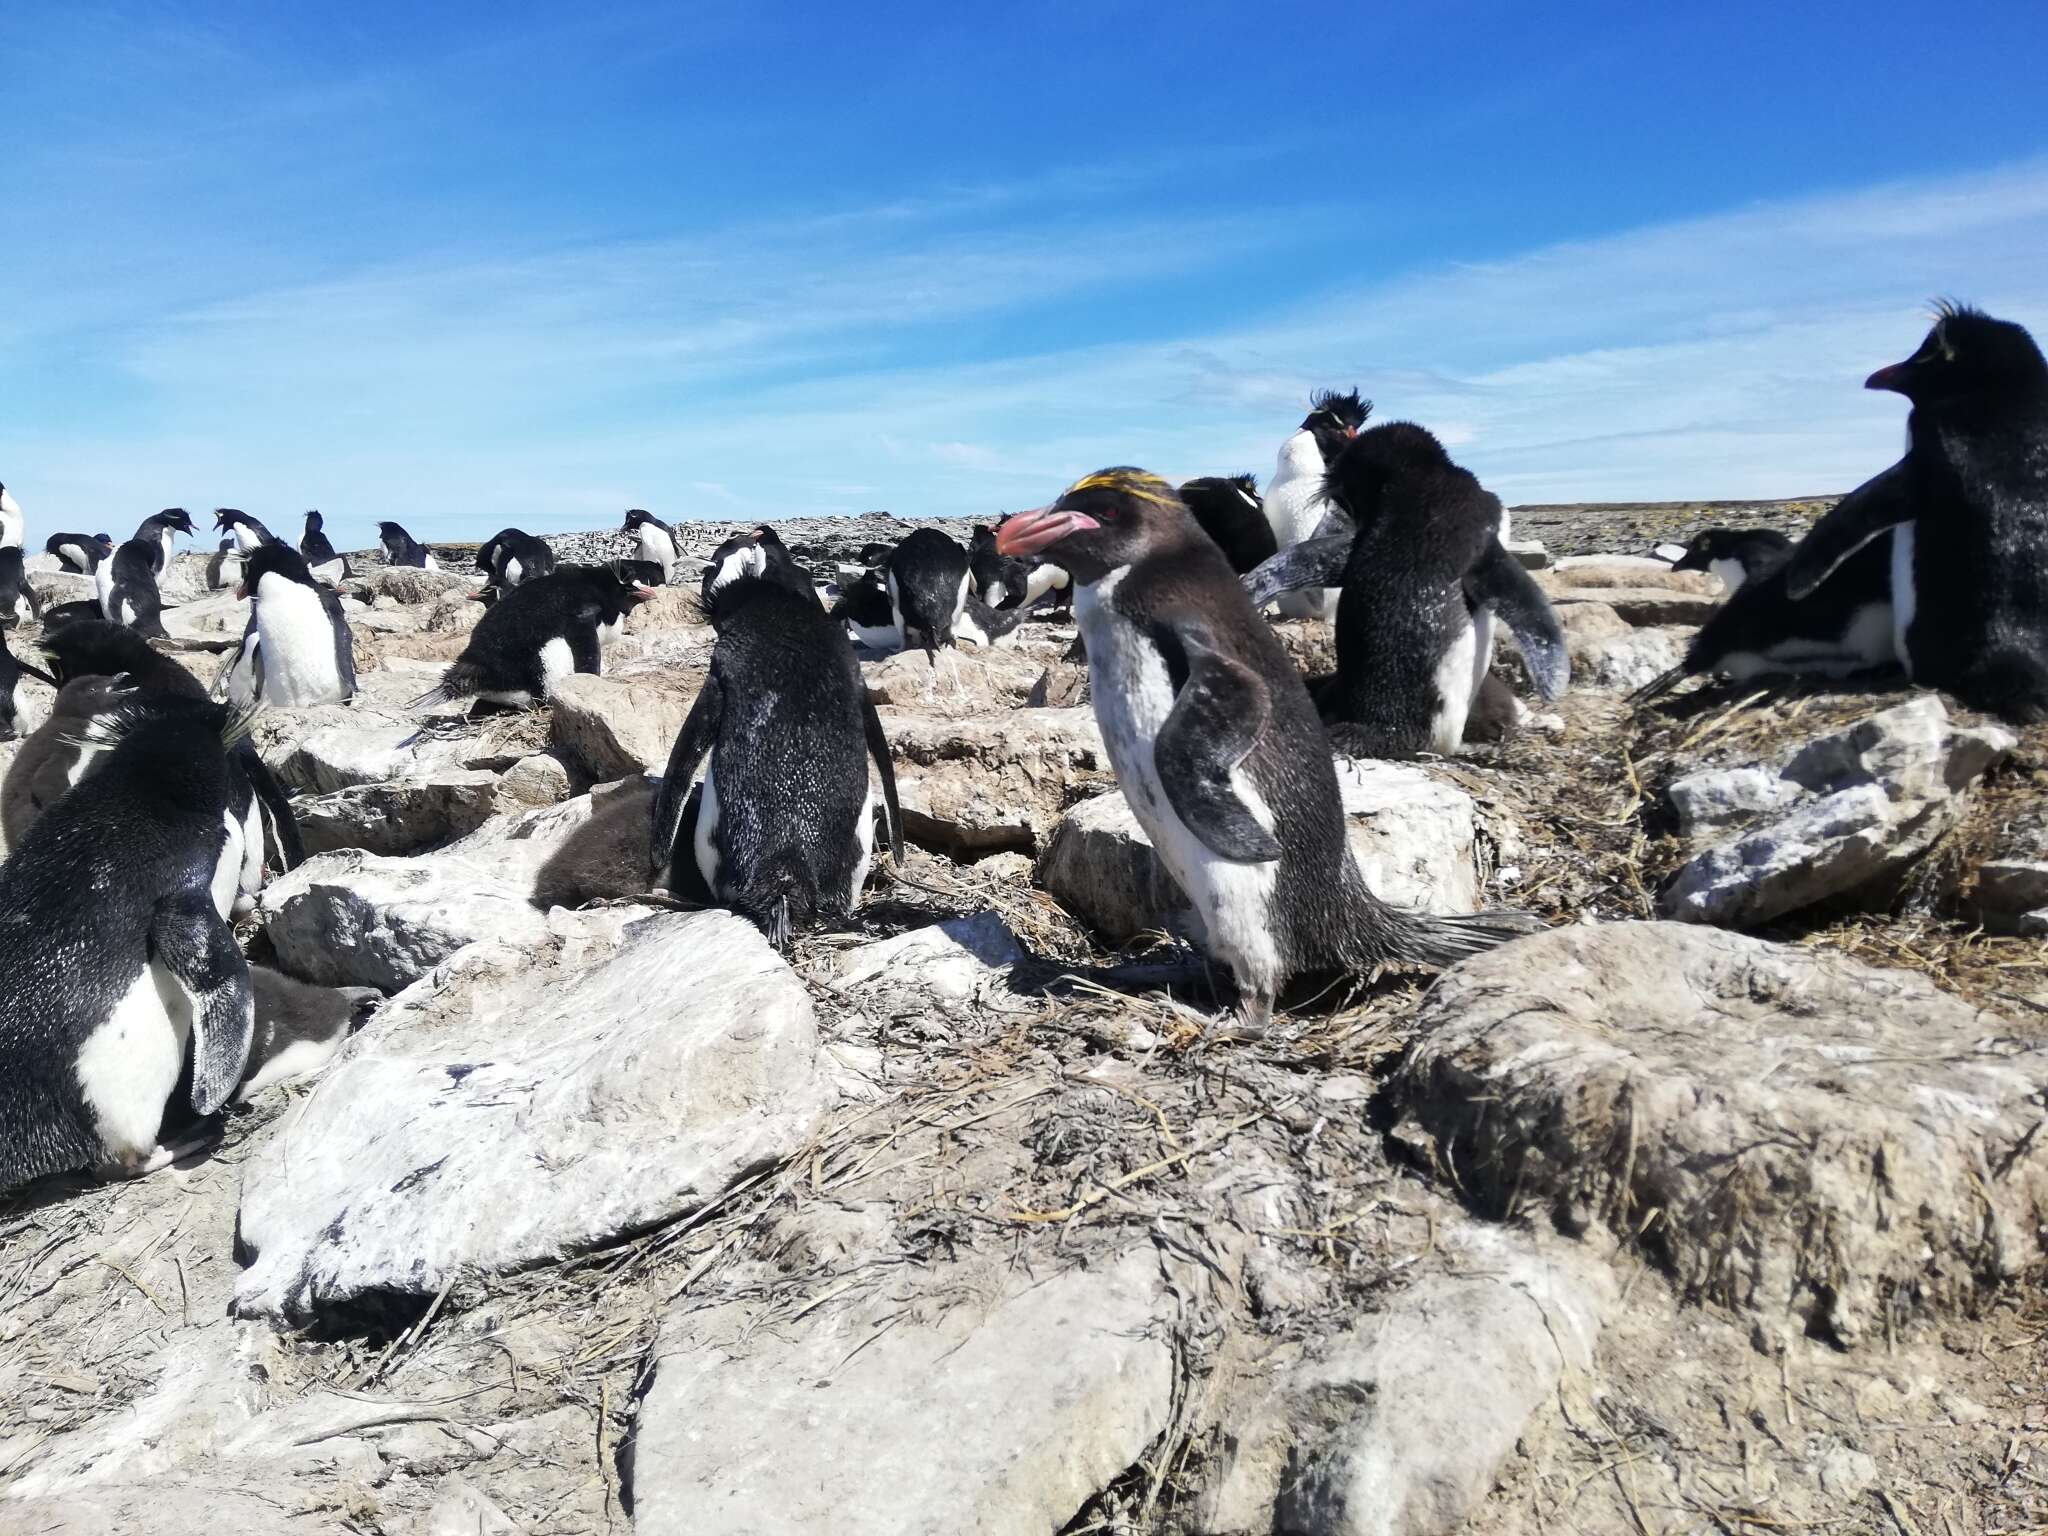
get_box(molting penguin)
[1781,303,2048,723]
[225,543,358,707]
[0,697,257,1190]
[0,547,40,628]
[623,509,679,583]
[1242,424,1570,756]
[650,566,903,947]
[996,468,1536,1026]
[299,510,350,583]
[1668,527,1793,595]
[476,528,557,595]
[377,521,437,570]
[214,508,276,552]
[1262,389,1369,619]
[413,564,654,709]
[1178,473,1277,576]
[885,528,973,656]
[0,482,24,550]
[45,531,113,575]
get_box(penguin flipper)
[1156,627,1283,864]
[1782,461,1912,601]
[859,684,905,866]
[1242,534,1352,611]
[152,887,255,1116]
[651,672,722,877]
[320,588,358,701]
[568,620,604,676]
[1465,542,1570,702]
[237,743,306,871]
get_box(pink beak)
[996,506,1098,558]
[632,584,658,602]
[233,582,248,600]
[1865,362,1909,394]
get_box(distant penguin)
[299,511,350,583]
[1781,303,2048,723]
[0,636,54,742]
[996,468,1535,1026]
[699,526,815,607]
[45,531,113,575]
[650,567,903,947]
[214,508,276,552]
[831,569,902,651]
[1179,473,1277,576]
[100,516,186,637]
[0,697,258,1190]
[136,508,197,568]
[208,537,244,591]
[413,564,655,709]
[1667,528,1793,595]
[968,525,1030,609]
[476,528,557,594]
[226,544,358,707]
[885,529,973,656]
[0,482,23,550]
[1242,424,1570,756]
[623,509,679,583]
[1263,390,1370,619]
[0,548,40,628]
[377,521,437,570]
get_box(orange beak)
[996,507,1097,558]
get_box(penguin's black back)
[478,528,556,587]
[1178,474,1277,575]
[446,566,635,696]
[45,533,108,572]
[301,511,343,568]
[887,529,970,650]
[378,522,431,567]
[41,619,207,697]
[0,548,34,623]
[107,538,168,636]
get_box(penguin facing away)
[1178,473,1278,576]
[208,538,244,591]
[0,547,40,628]
[413,564,655,709]
[623,509,679,583]
[0,482,24,550]
[46,532,113,575]
[1242,424,1570,756]
[1263,389,1369,620]
[214,508,276,553]
[650,570,903,947]
[377,521,437,570]
[231,543,359,707]
[476,528,557,594]
[699,526,814,608]
[1781,303,2048,723]
[996,468,1537,1026]
[1667,527,1793,595]
[0,697,257,1190]
[299,511,350,583]
[831,569,904,651]
[885,528,973,656]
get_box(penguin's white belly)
[12,594,31,624]
[694,756,723,894]
[75,961,191,1163]
[1077,578,1282,994]
[1709,556,1748,595]
[1723,602,1896,680]
[225,632,261,709]
[884,571,909,650]
[232,525,265,553]
[503,556,523,587]
[256,584,343,706]
[210,807,247,918]
[95,565,117,620]
[638,528,677,572]
[422,553,439,571]
[234,797,265,915]
[1889,523,1918,675]
[58,542,86,572]
[539,636,576,693]
[1023,564,1069,603]
[597,616,626,659]
[848,619,901,651]
[983,579,1010,609]
[1429,614,1480,755]
[849,782,877,906]
[1265,433,1331,621]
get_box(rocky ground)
[1,512,2044,1536]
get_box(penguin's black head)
[1669,527,1792,574]
[94,534,115,556]
[1302,389,1371,464]
[623,508,663,533]
[213,507,244,532]
[995,468,1188,584]
[237,542,317,598]
[1867,302,2048,407]
[304,509,324,532]
[154,507,196,537]
[858,541,896,567]
[597,562,659,620]
[1319,422,1452,524]
[377,521,410,542]
[39,618,204,696]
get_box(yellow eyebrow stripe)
[1066,470,1177,505]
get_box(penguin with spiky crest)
[1178,473,1277,576]
[0,482,24,550]
[650,567,904,948]
[700,526,814,608]
[1263,389,1369,619]
[377,521,437,570]
[413,565,654,709]
[299,511,350,583]
[476,528,557,595]
[1779,302,2048,723]
[623,509,679,584]
[0,548,40,628]
[214,508,276,552]
[45,531,113,575]
[997,468,1537,1027]
[1667,527,1793,594]
[1242,424,1569,756]
[0,696,258,1190]
[224,543,358,707]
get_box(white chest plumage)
[638,525,678,572]
[1264,432,1336,620]
[254,575,343,706]
[231,524,265,554]
[1076,575,1282,994]
[1709,556,1748,595]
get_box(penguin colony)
[0,302,2044,1190]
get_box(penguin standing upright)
[413,564,654,709]
[968,526,1030,608]
[0,482,23,550]
[299,511,350,583]
[996,468,1534,1026]
[377,521,437,569]
[45,532,112,575]
[0,548,40,628]
[476,528,557,594]
[208,537,244,591]
[885,529,973,656]
[1242,424,1570,756]
[650,568,903,946]
[226,544,358,707]
[99,510,192,637]
[1667,528,1793,594]
[1780,303,2048,723]
[699,526,814,606]
[1262,390,1369,619]
[214,508,276,552]
[0,696,256,1190]
[623,509,679,583]
[1178,473,1277,576]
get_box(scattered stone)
[1396,921,2048,1344]
[493,751,574,812]
[1504,537,1550,569]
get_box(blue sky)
[3,2,2046,544]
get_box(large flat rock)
[884,705,1110,854]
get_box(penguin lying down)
[413,564,655,710]
[1241,423,1570,757]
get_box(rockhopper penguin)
[413,564,655,709]
[299,511,350,583]
[997,468,1537,1026]
[377,521,437,570]
[624,509,679,584]
[225,543,359,707]
[1667,527,1793,595]
[476,528,556,595]
[1262,389,1369,619]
